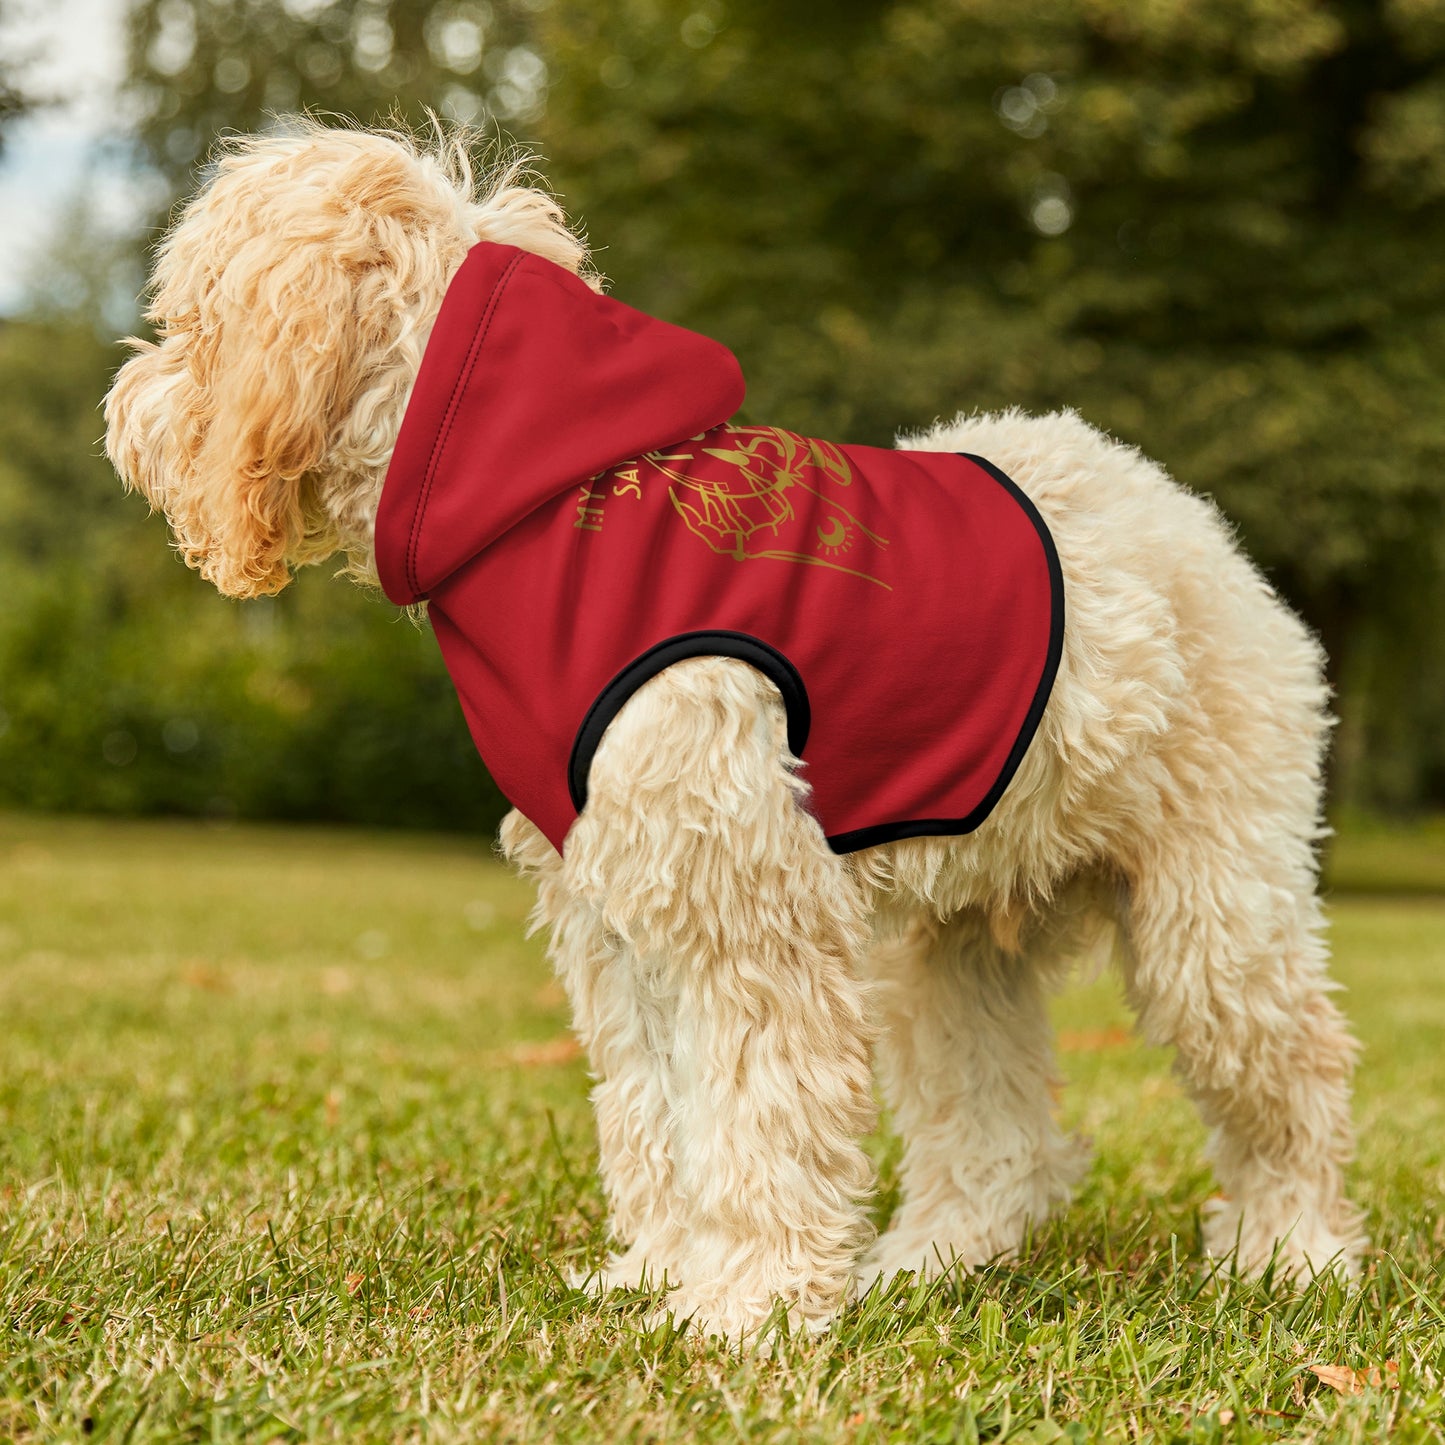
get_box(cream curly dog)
[105,123,1364,1342]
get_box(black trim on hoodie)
[568,631,812,814]
[822,455,1065,852]
[566,453,1063,855]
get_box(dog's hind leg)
[562,659,878,1343]
[859,912,1088,1290]
[1120,828,1364,1279]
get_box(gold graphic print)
[641,425,892,589]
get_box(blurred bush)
[0,316,506,831]
[2,0,1444,828]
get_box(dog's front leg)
[500,809,689,1291]
[564,659,878,1344]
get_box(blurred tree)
[125,0,544,185]
[533,0,1445,807]
[0,0,36,151]
[0,1,545,834]
[45,0,1445,819]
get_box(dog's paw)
[860,1137,1091,1295]
[859,1213,1027,1294]
[1202,1196,1366,1282]
[570,1245,674,1296]
[645,1286,837,1350]
[856,1239,988,1297]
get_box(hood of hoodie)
[374,243,746,605]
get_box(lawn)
[1,812,1442,1442]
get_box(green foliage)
[0,318,507,832]
[0,0,34,154]
[126,0,541,182]
[533,0,1445,804]
[0,566,508,830]
[2,813,1443,1439]
[5,0,1444,824]
[1327,808,1445,891]
[0,75,27,153]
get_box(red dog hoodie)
[374,243,1063,854]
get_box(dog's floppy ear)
[106,126,592,598]
[106,130,453,599]
[108,235,386,599]
[184,238,381,598]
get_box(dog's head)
[105,121,589,598]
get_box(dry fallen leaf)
[180,960,230,993]
[1056,1027,1133,1052]
[344,1273,365,1296]
[499,1037,584,1068]
[1310,1362,1399,1395]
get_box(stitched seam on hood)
[406,249,526,599]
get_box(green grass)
[1324,811,1445,896]
[1,812,1443,1443]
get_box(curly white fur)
[105,123,1365,1344]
